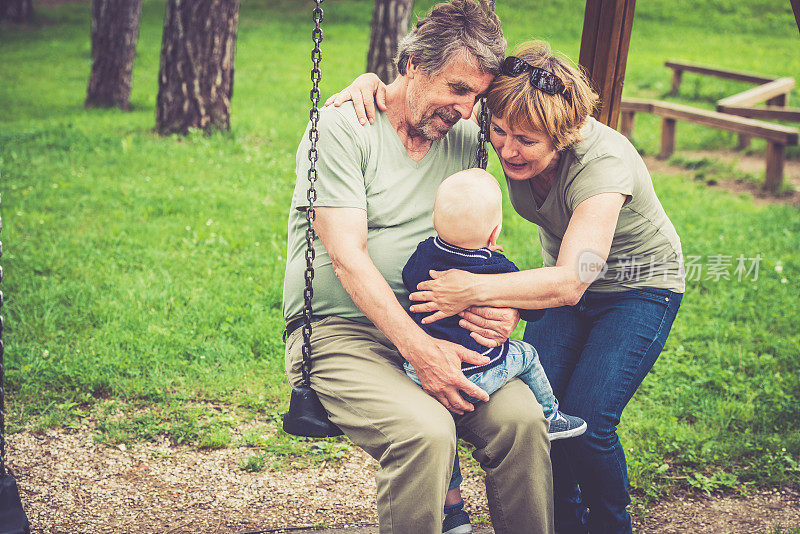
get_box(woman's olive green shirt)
[506,117,685,293]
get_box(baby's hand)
[488,243,504,253]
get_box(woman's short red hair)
[486,40,599,151]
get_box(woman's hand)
[324,73,387,125]
[458,306,520,348]
[409,269,479,324]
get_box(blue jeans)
[524,287,682,534]
[405,339,558,491]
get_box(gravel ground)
[7,429,800,533]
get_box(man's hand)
[458,306,520,348]
[324,73,388,125]
[405,337,490,415]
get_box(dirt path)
[8,429,799,533]
[643,150,800,207]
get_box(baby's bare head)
[433,168,502,249]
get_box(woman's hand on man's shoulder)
[324,73,387,126]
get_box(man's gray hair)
[395,0,506,77]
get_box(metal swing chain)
[476,99,490,169]
[301,0,324,386]
[475,0,495,170]
[0,194,6,476]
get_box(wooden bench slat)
[621,98,799,144]
[717,105,800,122]
[617,97,652,113]
[664,60,776,85]
[717,77,796,108]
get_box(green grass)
[766,527,800,534]
[94,402,236,448]
[1,0,798,505]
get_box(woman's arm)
[410,192,627,323]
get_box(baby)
[402,168,586,534]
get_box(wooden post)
[764,141,785,192]
[670,68,682,95]
[659,117,676,159]
[766,94,788,107]
[620,110,635,139]
[736,135,751,150]
[579,0,636,129]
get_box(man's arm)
[313,206,490,414]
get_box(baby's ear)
[488,223,502,247]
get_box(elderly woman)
[333,40,684,534]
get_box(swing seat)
[283,384,344,438]
[0,473,30,534]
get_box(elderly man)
[282,2,552,533]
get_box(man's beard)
[415,106,461,141]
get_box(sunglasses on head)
[501,56,568,97]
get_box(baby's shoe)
[443,500,472,534]
[548,411,587,440]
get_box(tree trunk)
[155,0,240,135]
[1,0,34,23]
[367,0,413,84]
[85,0,143,110]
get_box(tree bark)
[85,0,143,110]
[367,0,413,84]
[155,0,240,135]
[1,0,34,23]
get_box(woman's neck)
[531,151,562,203]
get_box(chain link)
[301,0,324,386]
[0,192,6,476]
[475,0,495,169]
[476,99,491,169]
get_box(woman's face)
[489,114,558,181]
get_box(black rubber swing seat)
[279,0,343,441]
[282,384,344,438]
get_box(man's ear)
[406,56,418,79]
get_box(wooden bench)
[620,98,799,192]
[666,61,798,148]
[716,77,799,120]
[665,60,777,96]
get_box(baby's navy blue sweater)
[402,236,543,376]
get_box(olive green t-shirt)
[282,102,479,321]
[506,117,685,293]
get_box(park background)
[1,0,799,532]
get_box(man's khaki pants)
[285,317,554,534]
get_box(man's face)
[406,54,495,141]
